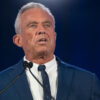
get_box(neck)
[25,54,54,64]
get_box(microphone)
[23,61,44,87]
[23,61,33,69]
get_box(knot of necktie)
[38,65,46,71]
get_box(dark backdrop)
[0,0,100,79]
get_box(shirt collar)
[23,55,57,72]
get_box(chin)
[37,46,48,51]
[36,50,47,57]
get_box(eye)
[30,24,37,28]
[44,23,51,28]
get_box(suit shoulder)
[0,66,15,78]
[59,60,95,77]
[0,61,22,85]
[0,66,15,89]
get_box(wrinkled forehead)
[20,8,54,23]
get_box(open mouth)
[37,38,48,44]
[38,38,48,42]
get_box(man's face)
[15,8,56,58]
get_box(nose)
[38,31,45,35]
[36,24,46,35]
[36,30,46,35]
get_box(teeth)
[39,38,47,42]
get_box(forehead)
[20,8,54,23]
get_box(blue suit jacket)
[0,58,100,100]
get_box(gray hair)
[14,2,55,34]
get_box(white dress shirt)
[24,56,58,100]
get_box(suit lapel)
[12,60,33,100]
[56,58,74,100]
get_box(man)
[0,2,100,100]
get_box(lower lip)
[37,41,48,44]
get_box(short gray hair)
[14,2,55,34]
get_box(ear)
[13,34,22,47]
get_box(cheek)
[50,34,56,45]
[21,34,33,45]
[52,32,56,40]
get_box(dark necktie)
[38,65,51,100]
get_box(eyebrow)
[42,21,52,25]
